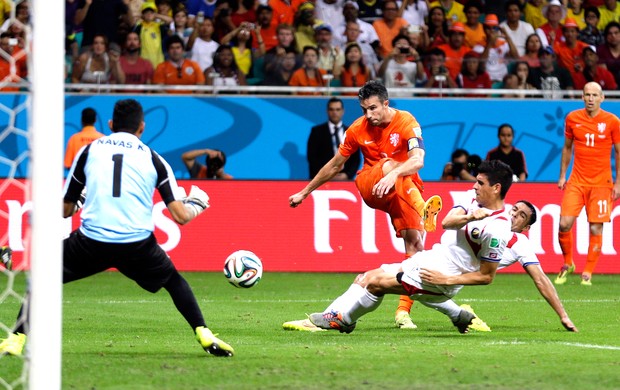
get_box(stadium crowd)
[0,0,599,95]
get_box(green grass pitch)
[1,271,619,389]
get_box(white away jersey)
[64,132,182,243]
[498,232,540,270]
[436,197,512,275]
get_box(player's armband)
[407,137,425,151]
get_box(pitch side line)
[72,298,619,304]
[488,340,620,351]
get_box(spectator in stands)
[64,107,104,170]
[398,0,429,29]
[428,0,466,25]
[438,22,470,83]
[597,0,620,30]
[440,148,476,181]
[485,124,528,182]
[185,0,218,26]
[536,0,566,48]
[524,0,546,30]
[119,31,154,88]
[307,97,360,180]
[596,21,620,88]
[252,4,278,54]
[474,14,519,85]
[512,61,537,91]
[0,32,27,92]
[426,6,449,48]
[74,0,130,48]
[357,0,383,23]
[456,50,491,95]
[170,6,194,47]
[335,1,381,74]
[289,45,328,95]
[230,0,257,28]
[204,44,248,89]
[423,47,458,89]
[2,1,31,45]
[220,22,255,76]
[528,45,574,92]
[379,34,426,96]
[212,1,237,42]
[72,34,125,86]
[264,24,298,75]
[501,73,521,97]
[566,0,586,30]
[153,35,205,93]
[340,42,371,95]
[578,6,604,47]
[269,0,298,26]
[314,0,344,35]
[262,46,299,88]
[520,33,542,67]
[554,18,589,73]
[315,24,345,78]
[373,0,409,59]
[182,148,233,179]
[294,2,321,53]
[463,0,484,49]
[553,18,588,73]
[500,0,536,57]
[404,24,429,54]
[133,2,168,69]
[0,0,10,28]
[188,17,219,72]
[572,45,617,90]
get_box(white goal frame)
[29,1,64,388]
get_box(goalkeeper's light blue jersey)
[64,132,179,243]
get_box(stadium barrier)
[2,180,618,273]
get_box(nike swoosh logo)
[364,140,374,144]
[406,188,414,194]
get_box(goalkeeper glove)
[1,246,12,271]
[182,185,210,217]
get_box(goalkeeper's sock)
[583,234,602,275]
[164,271,206,330]
[558,230,574,266]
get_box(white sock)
[343,288,383,324]
[323,284,383,324]
[419,299,461,321]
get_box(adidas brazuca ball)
[223,250,263,288]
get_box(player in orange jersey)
[555,81,620,286]
[64,107,104,170]
[288,80,442,329]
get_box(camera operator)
[182,148,233,179]
[440,148,477,181]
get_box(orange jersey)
[64,126,105,168]
[340,109,424,188]
[153,59,205,94]
[564,108,620,187]
[553,40,588,73]
[437,43,469,80]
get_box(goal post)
[28,0,64,388]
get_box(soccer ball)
[223,250,263,288]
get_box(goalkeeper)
[0,99,234,357]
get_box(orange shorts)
[560,183,613,223]
[355,159,425,237]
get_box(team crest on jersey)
[489,238,499,248]
[598,123,606,133]
[470,228,481,239]
[389,133,400,146]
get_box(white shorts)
[397,250,463,301]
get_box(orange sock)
[583,234,602,275]
[558,230,574,266]
[397,295,414,314]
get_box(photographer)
[422,47,457,88]
[472,14,518,85]
[440,148,477,181]
[182,148,233,179]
